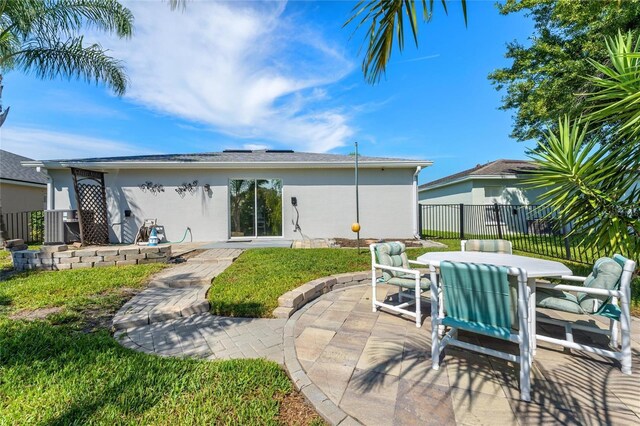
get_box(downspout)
[413,166,422,239]
[37,166,53,210]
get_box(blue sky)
[0,0,535,184]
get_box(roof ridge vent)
[265,149,294,153]
[223,149,252,153]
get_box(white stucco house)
[418,159,543,206]
[24,150,432,244]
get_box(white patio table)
[416,251,572,354]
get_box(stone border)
[283,285,365,426]
[11,245,172,271]
[273,270,379,319]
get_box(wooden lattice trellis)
[71,167,109,245]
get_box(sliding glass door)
[229,179,282,238]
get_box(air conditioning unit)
[44,210,81,244]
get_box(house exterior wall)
[472,179,545,205]
[419,178,545,206]
[418,181,474,204]
[0,181,46,214]
[48,167,416,243]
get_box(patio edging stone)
[283,285,365,426]
[274,270,379,319]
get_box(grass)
[0,319,292,424]
[210,240,639,318]
[209,240,460,318]
[0,264,165,315]
[422,230,604,264]
[0,262,320,425]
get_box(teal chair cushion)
[536,288,584,314]
[387,274,431,290]
[465,239,512,254]
[374,242,409,281]
[440,261,512,340]
[578,257,623,313]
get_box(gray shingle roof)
[0,150,47,185]
[38,150,424,165]
[419,159,537,189]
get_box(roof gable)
[419,159,537,189]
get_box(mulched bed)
[333,238,425,248]
[277,391,325,425]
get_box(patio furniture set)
[369,239,636,403]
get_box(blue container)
[148,227,158,247]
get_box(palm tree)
[0,0,134,126]
[345,0,467,84]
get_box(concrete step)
[148,279,211,288]
[187,256,238,264]
[112,286,210,330]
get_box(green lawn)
[0,264,318,425]
[209,241,459,318]
[210,240,639,318]
[0,319,291,425]
[1,264,165,316]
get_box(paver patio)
[112,251,639,425]
[288,284,640,425]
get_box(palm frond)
[526,116,639,257]
[345,0,466,84]
[16,36,127,95]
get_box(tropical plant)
[0,0,134,126]
[527,117,639,258]
[586,31,640,158]
[345,0,467,84]
[527,32,640,259]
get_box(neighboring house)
[23,150,432,243]
[418,159,548,237]
[418,159,542,206]
[0,149,47,214]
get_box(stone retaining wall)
[11,245,172,271]
[273,270,380,319]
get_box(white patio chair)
[370,242,430,327]
[535,254,636,374]
[430,260,532,401]
[461,239,513,254]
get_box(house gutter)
[22,160,434,171]
[413,166,422,239]
[36,167,53,210]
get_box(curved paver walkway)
[112,249,242,329]
[115,313,286,363]
[285,284,640,426]
[113,248,286,364]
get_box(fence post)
[418,205,423,238]
[561,223,572,260]
[494,203,503,239]
[459,203,465,240]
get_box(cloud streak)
[103,1,355,152]
[0,126,152,160]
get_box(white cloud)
[104,1,355,152]
[0,126,152,160]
